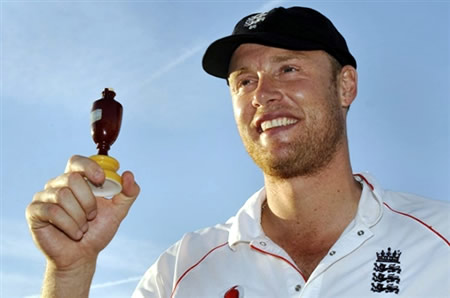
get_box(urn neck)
[97,142,110,155]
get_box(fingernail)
[93,182,103,188]
[94,169,103,180]
[88,210,97,220]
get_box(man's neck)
[260,149,362,279]
[262,148,361,227]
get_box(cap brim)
[202,32,331,79]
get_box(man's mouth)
[260,117,298,132]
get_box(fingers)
[33,187,89,232]
[26,200,84,241]
[64,155,105,186]
[45,172,97,220]
[27,155,140,245]
[26,155,101,241]
[28,176,93,240]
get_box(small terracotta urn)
[89,88,123,197]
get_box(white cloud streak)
[136,0,287,90]
[143,41,208,84]
[91,275,142,289]
[140,0,288,86]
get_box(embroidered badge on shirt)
[244,12,268,30]
[371,247,402,294]
[224,285,244,298]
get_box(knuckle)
[32,191,42,202]
[25,202,41,221]
[55,187,72,202]
[67,172,84,185]
[44,177,57,190]
[68,154,81,165]
[25,202,34,219]
[65,155,83,173]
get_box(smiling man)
[225,43,361,279]
[26,6,449,298]
[228,45,349,179]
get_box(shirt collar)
[227,187,266,247]
[353,172,384,227]
[227,173,385,248]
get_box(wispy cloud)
[141,0,288,86]
[142,41,208,84]
[91,275,142,289]
[137,0,289,86]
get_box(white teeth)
[260,117,298,132]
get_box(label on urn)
[91,109,102,123]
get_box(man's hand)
[26,155,140,297]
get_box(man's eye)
[234,79,253,91]
[230,78,253,93]
[282,66,297,73]
[239,79,251,87]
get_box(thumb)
[112,171,140,220]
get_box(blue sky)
[1,0,449,297]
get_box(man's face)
[228,44,347,178]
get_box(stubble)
[241,80,346,179]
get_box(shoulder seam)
[170,241,228,297]
[383,202,449,246]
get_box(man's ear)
[338,65,358,109]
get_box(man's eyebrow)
[270,53,307,63]
[228,68,249,80]
[227,53,308,79]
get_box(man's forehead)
[228,44,324,75]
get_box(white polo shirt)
[133,173,450,297]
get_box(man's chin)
[253,148,334,179]
[261,164,313,179]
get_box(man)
[26,6,449,297]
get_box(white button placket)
[305,225,373,290]
[251,239,307,297]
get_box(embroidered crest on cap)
[244,12,268,30]
[371,247,402,294]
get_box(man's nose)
[251,75,282,108]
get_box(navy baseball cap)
[202,6,357,79]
